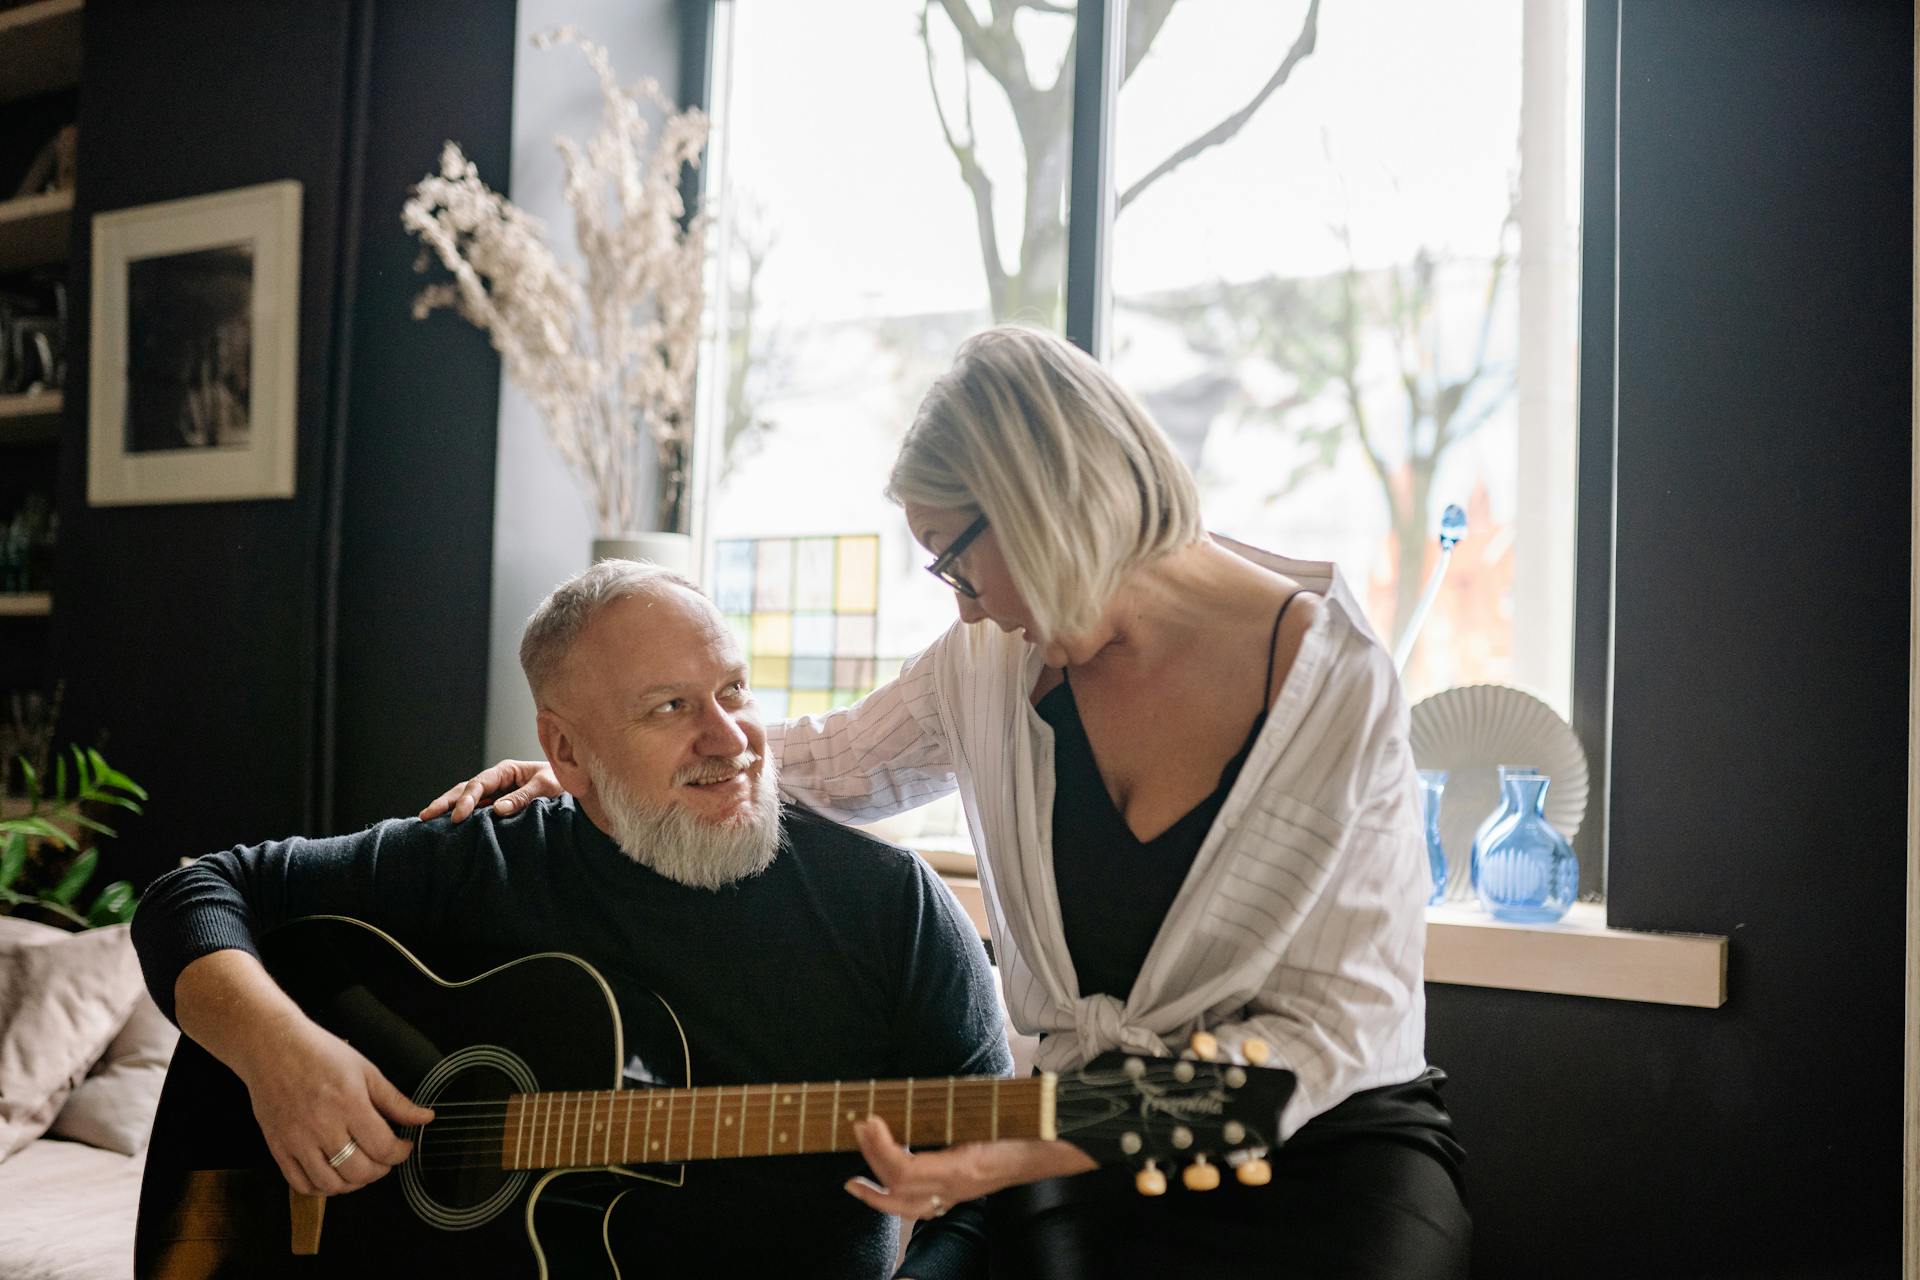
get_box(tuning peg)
[1241,1037,1272,1066]
[1181,1155,1221,1192]
[1235,1156,1273,1187]
[1135,1159,1168,1197]
[1188,1030,1219,1061]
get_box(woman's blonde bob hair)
[886,326,1205,642]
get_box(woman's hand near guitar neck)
[420,759,561,823]
[844,1118,1097,1221]
[174,949,435,1197]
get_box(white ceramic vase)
[590,532,695,578]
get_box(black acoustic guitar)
[136,916,1295,1278]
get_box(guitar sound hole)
[414,1066,515,1209]
[401,1047,536,1231]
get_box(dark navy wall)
[1426,3,1912,1276]
[51,0,512,880]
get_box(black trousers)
[986,1069,1470,1280]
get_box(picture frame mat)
[87,180,302,506]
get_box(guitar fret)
[738,1085,748,1157]
[564,1092,577,1167]
[766,1085,779,1155]
[643,1087,656,1161]
[867,1079,876,1132]
[712,1085,723,1159]
[797,1084,809,1155]
[666,1089,677,1163]
[945,1077,955,1145]
[904,1077,914,1146]
[991,1077,1000,1140]
[830,1081,842,1152]
[512,1096,524,1170]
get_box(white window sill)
[934,872,1728,1011]
[1424,901,1727,1008]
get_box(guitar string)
[384,1082,1159,1138]
[396,1099,1062,1147]
[390,1086,1172,1146]
[392,1076,1229,1140]
[398,1097,1253,1164]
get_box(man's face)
[550,587,769,831]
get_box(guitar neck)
[501,1075,1056,1171]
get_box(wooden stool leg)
[288,1190,325,1255]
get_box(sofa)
[0,916,176,1280]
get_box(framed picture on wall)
[87,181,302,506]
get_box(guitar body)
[136,917,690,1279]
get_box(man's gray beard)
[585,752,783,890]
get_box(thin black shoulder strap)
[1263,590,1307,702]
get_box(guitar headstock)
[1053,1036,1296,1195]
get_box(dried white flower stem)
[402,27,709,535]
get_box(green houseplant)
[0,746,146,929]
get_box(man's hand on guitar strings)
[842,1116,1096,1221]
[240,1015,435,1198]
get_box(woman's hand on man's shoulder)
[419,759,561,823]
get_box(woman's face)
[904,502,1043,640]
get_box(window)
[693,0,1080,849]
[693,1,1587,859]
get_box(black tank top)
[1038,594,1302,1000]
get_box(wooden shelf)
[0,391,60,445]
[0,189,71,272]
[0,593,51,617]
[0,0,82,106]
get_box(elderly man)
[131,561,1009,1279]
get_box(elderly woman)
[429,327,1468,1278]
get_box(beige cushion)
[0,920,144,1161]
[49,986,177,1155]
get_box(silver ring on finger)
[327,1138,359,1169]
[927,1193,948,1218]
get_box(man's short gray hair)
[520,559,702,708]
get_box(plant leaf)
[43,848,97,906]
[17,757,39,803]
[68,812,119,838]
[0,833,23,891]
[86,881,137,927]
[108,774,149,803]
[71,745,93,795]
[12,817,76,848]
[53,753,67,801]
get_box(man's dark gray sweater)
[131,796,1009,1280]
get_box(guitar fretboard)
[500,1075,1055,1171]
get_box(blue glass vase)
[1469,764,1540,895]
[1417,770,1447,905]
[1474,772,1578,923]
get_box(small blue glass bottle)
[1469,764,1540,895]
[1417,770,1448,905]
[1475,772,1578,923]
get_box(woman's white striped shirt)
[765,542,1429,1139]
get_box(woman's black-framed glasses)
[924,513,990,599]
